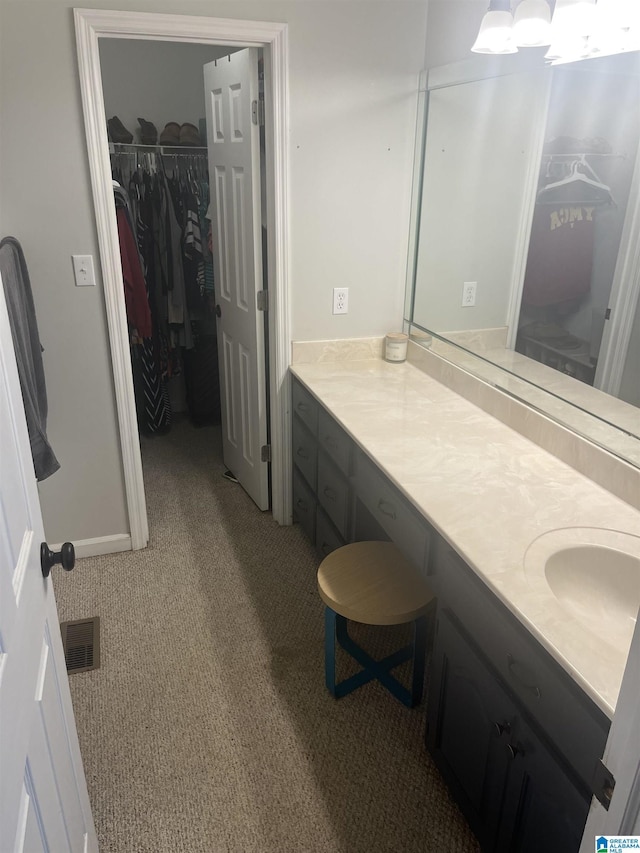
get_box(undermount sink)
[524,528,640,650]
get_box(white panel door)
[0,274,97,852]
[204,49,269,511]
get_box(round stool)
[317,541,435,708]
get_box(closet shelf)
[110,142,208,154]
[541,152,624,160]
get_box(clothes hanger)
[536,156,613,206]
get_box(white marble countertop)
[291,357,640,718]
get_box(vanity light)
[471,0,518,54]
[589,0,640,55]
[472,0,638,58]
[545,0,597,59]
[513,0,552,47]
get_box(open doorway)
[75,10,292,551]
[100,39,270,526]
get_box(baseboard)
[51,534,133,559]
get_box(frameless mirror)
[406,51,640,468]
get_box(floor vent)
[60,617,100,674]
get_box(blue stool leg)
[411,615,428,707]
[324,606,430,707]
[324,607,338,696]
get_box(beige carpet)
[53,419,480,853]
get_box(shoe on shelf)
[179,122,201,146]
[107,116,133,144]
[159,122,181,145]
[137,117,158,145]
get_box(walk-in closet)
[100,37,270,522]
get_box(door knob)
[215,304,222,317]
[40,542,75,578]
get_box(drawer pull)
[297,402,308,413]
[296,498,308,511]
[296,447,310,460]
[323,487,337,502]
[507,653,541,698]
[377,499,397,521]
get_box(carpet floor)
[53,419,480,853]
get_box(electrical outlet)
[333,287,349,315]
[462,281,477,307]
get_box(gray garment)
[0,236,60,481]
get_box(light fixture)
[471,0,517,55]
[513,0,552,47]
[589,0,640,55]
[545,0,597,60]
[472,0,638,59]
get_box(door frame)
[594,125,640,397]
[74,8,292,548]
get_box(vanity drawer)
[292,379,318,436]
[293,467,316,543]
[317,451,350,539]
[318,408,352,476]
[292,414,317,490]
[316,505,346,559]
[354,449,429,572]
[437,541,609,791]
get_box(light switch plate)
[72,254,96,287]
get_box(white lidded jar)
[384,332,409,363]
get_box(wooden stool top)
[317,541,434,626]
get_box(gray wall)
[0,0,428,544]
[100,40,235,140]
[425,0,486,69]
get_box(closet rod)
[109,143,208,155]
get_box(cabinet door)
[427,609,512,850]
[498,714,590,853]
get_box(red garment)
[116,207,152,338]
[522,204,595,308]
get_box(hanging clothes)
[115,205,153,338]
[111,145,221,428]
[521,204,597,309]
[115,186,171,435]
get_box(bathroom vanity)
[290,354,640,851]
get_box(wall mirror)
[405,50,640,469]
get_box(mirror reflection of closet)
[516,58,640,388]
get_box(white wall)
[0,0,428,544]
[425,0,486,69]
[100,40,236,141]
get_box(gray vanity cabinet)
[429,609,589,852]
[291,378,353,557]
[427,539,609,852]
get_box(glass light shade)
[550,0,597,38]
[588,0,640,55]
[592,0,640,30]
[513,0,552,46]
[545,32,590,60]
[471,10,518,54]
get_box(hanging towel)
[0,236,60,481]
